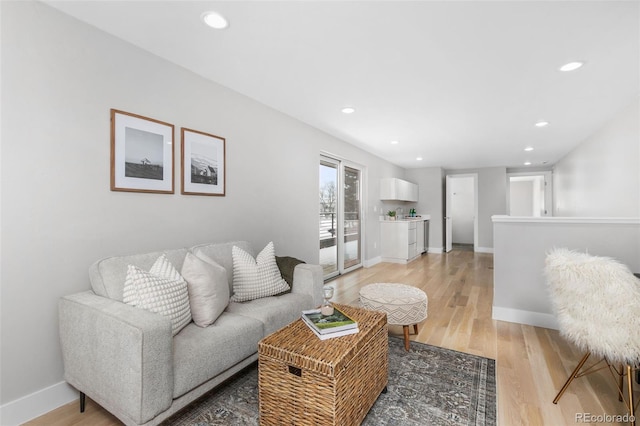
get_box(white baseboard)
[0,381,77,426]
[363,256,381,267]
[492,306,559,330]
[475,246,494,253]
[427,247,443,254]
[380,257,408,264]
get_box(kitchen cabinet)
[380,218,428,263]
[380,178,418,202]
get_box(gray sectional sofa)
[59,241,324,426]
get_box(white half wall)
[492,216,640,329]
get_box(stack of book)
[301,306,359,340]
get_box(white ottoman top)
[359,283,428,326]
[360,283,427,305]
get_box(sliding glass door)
[343,165,361,270]
[319,158,339,277]
[319,156,363,280]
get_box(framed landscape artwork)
[181,128,226,196]
[110,109,174,193]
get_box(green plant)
[387,210,396,217]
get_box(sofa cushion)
[191,241,253,294]
[225,292,314,335]
[90,248,189,301]
[181,252,229,327]
[123,254,192,336]
[231,242,290,302]
[172,312,263,398]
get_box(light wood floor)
[26,250,638,425]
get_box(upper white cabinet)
[380,178,418,202]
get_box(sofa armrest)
[290,264,324,307]
[59,291,173,425]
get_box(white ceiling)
[44,0,639,169]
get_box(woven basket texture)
[258,304,388,426]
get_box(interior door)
[445,174,478,252]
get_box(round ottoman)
[359,283,428,351]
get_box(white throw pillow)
[123,254,192,336]
[181,252,229,327]
[231,242,290,302]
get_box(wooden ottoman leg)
[413,324,419,334]
[403,325,410,351]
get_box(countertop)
[380,214,430,222]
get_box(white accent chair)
[545,248,639,424]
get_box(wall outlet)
[374,242,377,249]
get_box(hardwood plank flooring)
[25,250,638,425]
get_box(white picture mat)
[183,129,225,195]
[113,112,173,191]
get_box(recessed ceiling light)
[524,146,534,152]
[390,140,399,145]
[535,121,549,127]
[341,107,355,114]
[416,157,423,161]
[559,61,584,72]
[524,161,532,166]
[202,11,229,29]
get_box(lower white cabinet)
[381,221,420,264]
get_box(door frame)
[506,171,553,216]
[445,174,478,252]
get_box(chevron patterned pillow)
[231,242,290,302]
[123,254,192,336]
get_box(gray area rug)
[164,336,496,425]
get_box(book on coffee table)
[301,307,358,335]
[304,322,359,340]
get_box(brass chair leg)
[620,363,625,402]
[625,364,635,425]
[554,352,591,404]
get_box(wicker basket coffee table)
[258,303,388,426]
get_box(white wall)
[0,1,403,419]
[408,166,507,251]
[405,167,444,251]
[450,176,474,244]
[553,98,640,217]
[509,180,534,216]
